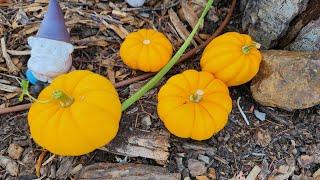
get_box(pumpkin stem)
[121,0,214,111]
[242,42,261,54]
[52,90,74,108]
[190,89,204,103]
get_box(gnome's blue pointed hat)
[36,0,70,43]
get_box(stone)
[242,0,309,49]
[7,143,24,160]
[141,115,152,129]
[187,159,207,177]
[251,50,320,110]
[198,154,210,164]
[287,17,320,51]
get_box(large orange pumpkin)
[28,70,121,156]
[157,70,232,140]
[120,29,173,72]
[200,32,262,86]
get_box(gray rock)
[187,159,207,177]
[287,17,320,51]
[242,0,309,49]
[251,50,320,110]
[141,115,152,129]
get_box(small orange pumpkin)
[28,70,121,156]
[200,32,262,86]
[157,70,232,140]
[120,29,173,72]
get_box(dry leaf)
[168,9,197,47]
[180,1,199,29]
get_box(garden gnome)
[26,0,73,85]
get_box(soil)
[0,0,319,179]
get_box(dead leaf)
[180,1,199,29]
[256,128,271,147]
[169,9,197,47]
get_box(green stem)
[121,0,214,111]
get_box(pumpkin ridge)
[41,108,65,152]
[214,54,243,76]
[81,99,120,121]
[68,108,96,149]
[202,53,239,73]
[190,103,197,138]
[197,103,218,132]
[149,43,167,65]
[200,98,230,112]
[229,55,250,85]
[76,89,118,99]
[181,73,194,92]
[137,44,147,71]
[160,102,189,122]
[165,82,190,96]
[151,39,172,53]
[227,55,252,83]
[71,74,117,96]
[29,105,61,140]
[62,71,92,95]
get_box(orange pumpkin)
[200,32,262,86]
[28,70,121,156]
[157,70,232,140]
[120,29,173,72]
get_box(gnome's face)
[27,37,74,82]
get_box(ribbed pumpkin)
[157,70,232,140]
[200,32,262,86]
[120,29,173,72]
[28,70,121,156]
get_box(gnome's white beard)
[27,37,74,83]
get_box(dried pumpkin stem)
[242,42,261,54]
[190,89,204,103]
[52,90,74,108]
[121,0,214,111]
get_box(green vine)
[121,0,214,111]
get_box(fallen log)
[102,129,170,164]
[77,163,181,179]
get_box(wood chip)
[246,165,261,180]
[1,38,19,74]
[101,129,170,162]
[77,163,181,179]
[101,19,129,39]
[168,9,197,47]
[0,155,19,176]
[0,83,19,92]
[107,67,115,85]
[7,50,31,56]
